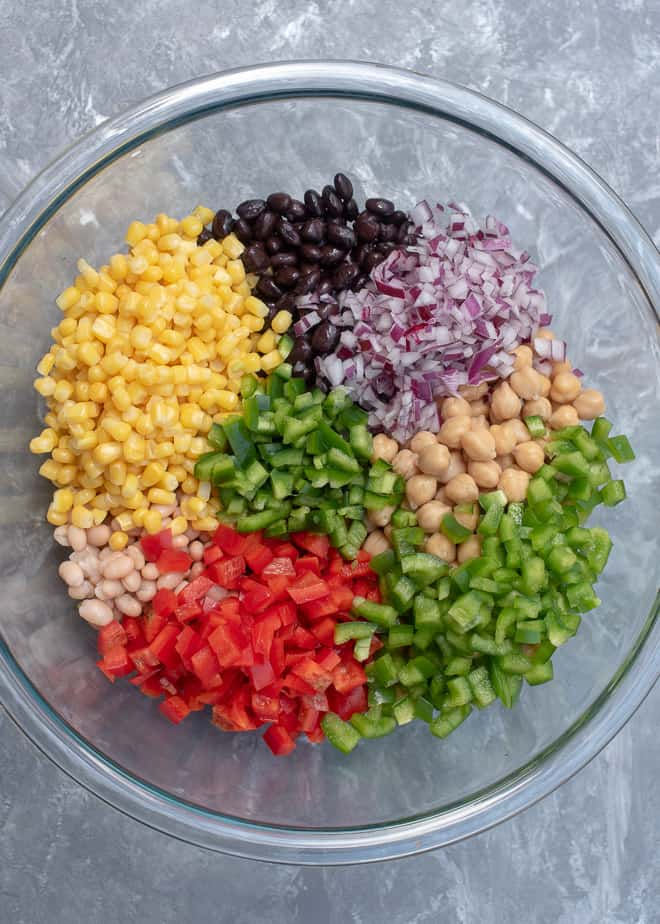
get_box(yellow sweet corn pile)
[30,209,291,534]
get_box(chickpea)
[453,504,479,531]
[406,475,438,510]
[502,419,530,446]
[490,381,522,422]
[383,524,393,541]
[467,460,501,489]
[551,360,572,378]
[368,505,396,528]
[573,389,605,420]
[392,449,419,479]
[512,344,533,369]
[363,530,390,556]
[513,440,545,474]
[496,454,514,470]
[470,415,489,431]
[445,473,479,504]
[409,430,437,453]
[437,415,472,448]
[459,383,489,401]
[437,451,466,484]
[523,397,552,421]
[441,396,471,419]
[549,405,579,430]
[435,485,450,504]
[418,442,450,477]
[416,500,452,533]
[372,433,399,464]
[550,372,581,404]
[490,423,517,456]
[498,467,531,502]
[458,535,482,563]
[510,367,547,400]
[469,399,489,417]
[461,429,496,462]
[535,327,555,341]
[425,533,456,563]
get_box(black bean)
[343,197,359,221]
[315,302,333,322]
[252,210,278,241]
[379,223,398,243]
[397,223,411,243]
[266,235,283,255]
[363,249,383,272]
[304,189,323,217]
[381,242,398,255]
[333,173,353,201]
[322,186,343,218]
[317,278,334,296]
[288,338,313,365]
[233,218,253,244]
[295,268,321,294]
[327,223,356,250]
[311,321,340,355]
[292,361,314,385]
[256,276,283,300]
[356,216,380,243]
[332,262,359,289]
[366,197,395,217]
[384,209,408,226]
[266,192,292,214]
[287,199,306,222]
[270,252,298,269]
[211,209,233,239]
[352,273,368,291]
[276,293,297,314]
[299,261,317,275]
[197,228,213,245]
[300,243,323,263]
[275,266,301,288]
[242,242,270,273]
[301,219,325,243]
[320,245,346,267]
[237,198,266,221]
[278,218,302,247]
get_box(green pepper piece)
[413,595,444,629]
[441,514,473,544]
[600,479,626,507]
[388,625,415,649]
[391,508,418,529]
[348,425,373,460]
[321,713,361,753]
[430,704,472,739]
[467,666,497,708]
[479,490,508,511]
[338,403,369,429]
[447,591,486,633]
[401,552,448,586]
[496,652,534,675]
[489,661,522,708]
[445,656,472,676]
[221,417,256,468]
[566,581,601,611]
[546,610,581,646]
[478,503,503,537]
[525,661,554,685]
[270,447,305,468]
[236,504,291,533]
[350,712,397,739]
[524,415,546,439]
[399,656,437,687]
[514,619,546,644]
[607,434,635,463]
[351,596,398,628]
[388,575,417,613]
[207,422,229,451]
[585,527,612,574]
[334,621,377,644]
[373,652,399,687]
[553,451,590,479]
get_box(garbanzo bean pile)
[29,180,633,757]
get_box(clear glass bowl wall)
[0,64,658,864]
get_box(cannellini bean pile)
[53,495,212,627]
[364,331,605,565]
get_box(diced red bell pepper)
[339,559,374,579]
[175,626,204,670]
[178,574,214,605]
[291,531,330,559]
[129,645,160,674]
[263,574,291,604]
[316,649,341,672]
[159,695,191,724]
[212,690,259,732]
[203,544,223,566]
[175,602,203,624]
[191,645,223,689]
[97,621,127,655]
[241,578,273,614]
[290,626,318,650]
[156,548,193,575]
[327,684,367,720]
[306,725,325,744]
[133,671,164,698]
[152,588,178,622]
[277,707,300,733]
[271,542,299,561]
[301,691,329,713]
[300,596,339,621]
[287,572,330,605]
[281,671,316,696]
[180,675,205,711]
[252,692,280,722]
[97,645,133,682]
[213,524,248,556]
[243,543,274,574]
[262,556,296,577]
[295,555,321,577]
[263,724,296,756]
[141,528,173,562]
[309,617,336,648]
[149,623,181,669]
[270,636,286,678]
[208,622,253,669]
[251,613,281,658]
[298,703,321,733]
[291,657,333,692]
[284,650,309,668]
[248,660,276,692]
[143,607,168,645]
[353,577,378,600]
[122,616,144,646]
[331,659,367,694]
[207,555,245,589]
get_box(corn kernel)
[70,505,94,529]
[143,509,163,534]
[192,516,219,532]
[109,530,129,551]
[126,221,148,246]
[260,349,282,371]
[222,233,244,259]
[108,461,127,486]
[256,330,276,353]
[47,506,69,526]
[271,310,293,334]
[75,488,96,506]
[52,488,74,514]
[102,418,132,442]
[93,442,122,465]
[147,487,176,505]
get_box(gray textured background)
[1,1,659,922]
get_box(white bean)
[141,563,160,581]
[102,554,134,580]
[172,535,189,549]
[122,570,142,593]
[136,580,157,603]
[67,525,87,552]
[53,526,70,547]
[174,580,189,595]
[68,580,93,600]
[157,572,185,590]
[125,545,146,571]
[87,524,111,547]
[185,529,200,541]
[79,599,114,627]
[94,585,110,602]
[115,594,142,617]
[58,561,85,587]
[99,547,115,562]
[190,562,205,579]
[100,579,123,599]
[189,541,204,561]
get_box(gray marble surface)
[1,1,658,922]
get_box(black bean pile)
[198,173,415,333]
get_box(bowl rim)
[0,60,658,865]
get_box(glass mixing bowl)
[0,62,658,865]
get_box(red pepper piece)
[248,660,276,692]
[298,703,321,733]
[271,542,299,562]
[263,724,296,756]
[156,548,193,575]
[251,612,281,659]
[207,555,245,589]
[327,683,367,720]
[175,602,203,624]
[148,623,181,669]
[203,545,223,566]
[159,695,191,724]
[291,657,333,692]
[97,621,127,655]
[133,672,164,698]
[262,556,296,577]
[190,645,223,689]
[152,588,178,621]
[178,574,214,604]
[129,645,160,674]
[291,531,330,559]
[97,645,133,682]
[290,626,318,650]
[174,626,204,670]
[243,543,274,574]
[286,572,330,605]
[212,524,248,556]
[309,617,337,648]
[121,616,144,646]
[208,622,253,669]
[240,578,274,614]
[251,692,280,722]
[331,659,367,694]
[141,528,173,562]
[295,555,321,577]
[316,649,341,673]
